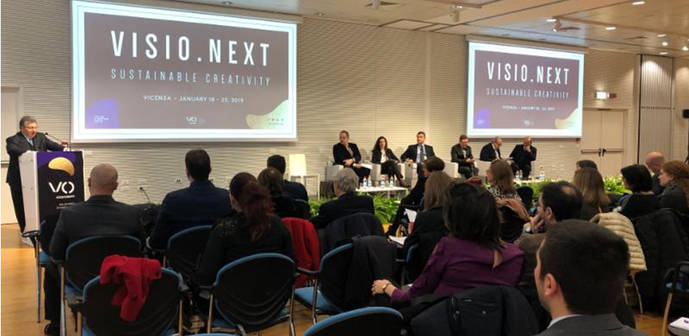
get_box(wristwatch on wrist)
[381,281,390,293]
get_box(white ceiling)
[177,0,689,58]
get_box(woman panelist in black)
[333,130,370,182]
[371,136,407,186]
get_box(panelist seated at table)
[401,131,435,176]
[509,136,537,179]
[333,129,370,182]
[311,168,374,230]
[479,136,503,162]
[372,182,524,302]
[371,136,409,187]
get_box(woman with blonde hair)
[402,171,454,281]
[659,160,689,214]
[573,167,610,220]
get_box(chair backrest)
[166,225,213,280]
[289,154,307,177]
[293,199,311,219]
[65,235,142,290]
[81,268,181,336]
[319,243,354,309]
[516,186,534,209]
[323,212,383,253]
[213,253,295,331]
[282,217,320,287]
[303,307,403,336]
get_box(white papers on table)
[389,236,406,246]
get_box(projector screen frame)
[71,0,298,143]
[466,40,585,139]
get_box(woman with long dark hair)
[195,172,293,286]
[573,167,610,220]
[371,136,407,186]
[659,161,689,214]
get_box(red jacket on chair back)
[282,217,320,287]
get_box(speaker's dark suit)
[333,142,370,180]
[400,143,435,163]
[509,144,537,179]
[451,144,477,179]
[5,132,64,232]
[480,143,502,162]
[45,195,144,325]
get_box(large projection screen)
[72,1,297,142]
[467,41,584,138]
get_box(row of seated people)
[332,130,538,182]
[40,147,685,335]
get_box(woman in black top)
[371,136,407,186]
[332,130,370,181]
[257,167,301,218]
[618,164,659,219]
[196,172,293,286]
[659,161,689,214]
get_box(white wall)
[2,0,683,210]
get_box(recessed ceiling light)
[605,26,617,31]
[546,18,557,23]
[660,51,668,55]
[221,1,232,5]
[662,41,669,46]
[683,46,689,51]
[657,34,667,38]
[315,12,325,17]
[632,1,645,5]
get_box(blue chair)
[303,307,404,336]
[53,235,142,336]
[206,253,296,336]
[402,243,418,285]
[662,261,689,336]
[30,231,51,323]
[79,268,183,336]
[294,243,353,325]
[164,225,212,281]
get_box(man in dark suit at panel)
[44,164,144,335]
[510,136,538,179]
[332,130,370,182]
[401,131,436,177]
[644,151,665,195]
[267,154,308,201]
[148,149,232,249]
[479,136,503,162]
[311,168,374,229]
[534,221,645,336]
[451,134,477,179]
[5,116,67,235]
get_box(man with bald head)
[510,136,538,179]
[42,164,143,335]
[645,151,665,195]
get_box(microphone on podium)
[44,132,71,151]
[139,186,153,204]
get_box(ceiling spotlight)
[453,3,463,9]
[552,20,562,32]
[683,46,689,51]
[657,34,667,38]
[220,1,232,5]
[662,41,669,46]
[632,1,645,5]
[660,51,668,55]
[546,18,557,23]
[315,12,325,17]
[605,26,616,31]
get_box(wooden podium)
[18,150,85,234]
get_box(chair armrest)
[297,267,319,276]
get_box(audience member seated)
[658,160,689,214]
[401,131,436,177]
[371,136,408,187]
[645,151,666,195]
[618,164,659,219]
[258,167,302,218]
[450,134,477,179]
[479,136,502,162]
[402,171,453,281]
[516,182,635,331]
[387,157,447,236]
[573,167,610,220]
[372,183,524,302]
[534,221,645,336]
[576,159,598,171]
[149,149,232,249]
[44,164,144,336]
[310,168,374,229]
[267,154,308,201]
[195,172,293,286]
[487,159,529,242]
[333,130,370,182]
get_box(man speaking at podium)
[6,116,67,237]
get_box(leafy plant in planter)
[307,195,400,224]
[604,176,630,195]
